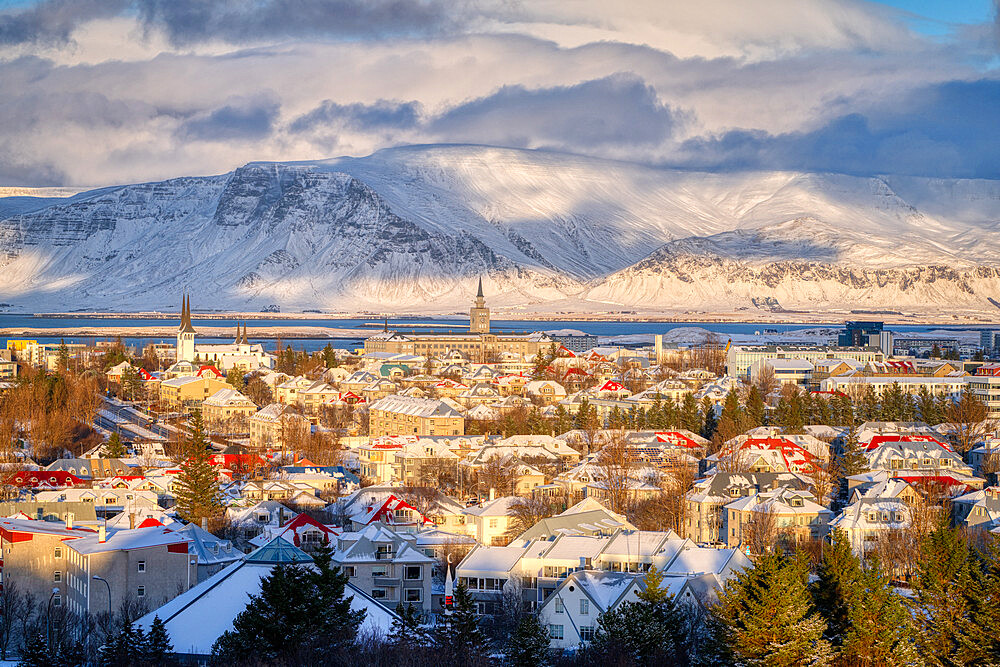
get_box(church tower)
[469,277,490,334]
[176,294,197,362]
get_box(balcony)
[373,576,401,587]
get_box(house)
[201,389,257,431]
[514,499,636,542]
[369,395,465,437]
[249,513,340,553]
[524,380,568,405]
[160,375,232,410]
[226,500,298,539]
[0,518,196,616]
[684,472,814,544]
[135,537,397,657]
[723,487,832,548]
[333,524,436,615]
[248,403,310,449]
[464,496,522,546]
[951,486,1000,533]
[174,522,241,582]
[828,497,912,556]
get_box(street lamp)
[92,576,112,618]
[46,586,60,647]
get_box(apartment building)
[369,395,464,437]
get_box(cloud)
[675,79,1000,178]
[177,97,280,142]
[430,74,683,151]
[136,0,463,46]
[0,0,126,46]
[290,99,421,133]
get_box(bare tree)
[944,388,997,455]
[505,496,554,541]
[595,432,634,514]
[744,506,778,556]
[477,455,516,498]
[754,364,778,398]
[0,579,28,660]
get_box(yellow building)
[363,280,554,363]
[201,388,258,431]
[248,403,310,449]
[369,395,465,437]
[160,376,231,410]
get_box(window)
[137,561,146,573]
[405,566,421,580]
[554,599,564,614]
[372,566,388,577]
[488,519,498,529]
[53,571,61,583]
[54,547,62,559]
[548,625,564,640]
[53,596,61,607]
[371,588,387,600]
[580,626,595,642]
[137,586,145,598]
[580,599,589,615]
[404,589,422,602]
[344,566,356,577]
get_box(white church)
[174,295,274,371]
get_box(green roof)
[245,536,313,565]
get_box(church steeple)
[176,293,197,362]
[178,294,196,334]
[241,322,250,345]
[469,277,490,334]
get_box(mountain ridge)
[1,144,999,316]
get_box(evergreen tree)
[142,615,173,664]
[743,385,766,427]
[707,551,833,666]
[680,394,702,433]
[700,397,718,440]
[322,344,338,368]
[434,582,488,664]
[98,622,146,667]
[812,529,861,647]
[553,405,573,435]
[915,386,943,425]
[18,634,52,667]
[225,369,245,392]
[834,425,867,494]
[504,614,551,667]
[391,603,430,650]
[103,432,126,459]
[172,411,223,525]
[591,568,690,665]
[912,524,989,666]
[212,551,364,664]
[841,562,920,666]
[57,340,70,373]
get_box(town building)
[174,295,273,370]
[369,395,465,437]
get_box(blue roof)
[245,536,313,565]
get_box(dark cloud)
[137,0,461,46]
[177,98,280,141]
[430,74,682,150]
[290,99,421,133]
[676,79,1000,178]
[0,0,126,46]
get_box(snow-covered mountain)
[2,144,1000,315]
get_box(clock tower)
[469,277,491,334]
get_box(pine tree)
[505,614,551,667]
[18,634,52,667]
[172,410,223,525]
[434,582,488,664]
[142,615,173,664]
[912,524,989,666]
[57,340,70,373]
[103,432,126,459]
[680,394,701,433]
[700,397,718,440]
[708,551,833,666]
[98,622,146,667]
[743,385,766,427]
[391,603,430,650]
[591,568,689,665]
[841,562,920,666]
[834,425,867,496]
[812,529,861,647]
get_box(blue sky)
[0,0,998,185]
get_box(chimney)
[129,513,135,530]
[201,517,209,531]
[65,513,74,530]
[98,522,107,544]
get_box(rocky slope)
[1,145,999,314]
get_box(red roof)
[359,494,432,527]
[655,431,703,448]
[863,434,951,452]
[6,471,84,488]
[599,380,626,392]
[197,365,223,379]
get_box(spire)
[234,321,241,344]
[476,276,484,298]
[178,293,196,334]
[241,322,250,345]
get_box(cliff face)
[2,145,1000,314]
